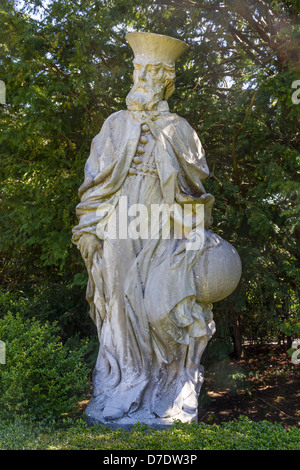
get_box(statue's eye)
[148,66,160,72]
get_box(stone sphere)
[193,236,242,304]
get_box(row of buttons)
[135,123,150,156]
[128,123,157,177]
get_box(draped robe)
[72,102,216,420]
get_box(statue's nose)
[137,67,147,80]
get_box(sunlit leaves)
[0,0,299,345]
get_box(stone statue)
[72,32,242,428]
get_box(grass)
[0,415,299,450]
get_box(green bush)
[0,285,94,341]
[0,312,90,420]
[0,416,299,450]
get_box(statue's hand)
[77,233,102,271]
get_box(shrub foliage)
[0,311,89,420]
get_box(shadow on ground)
[198,345,300,429]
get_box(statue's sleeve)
[161,115,214,229]
[71,113,120,244]
[78,114,120,198]
[174,116,209,191]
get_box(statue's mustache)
[126,84,161,111]
[130,82,152,93]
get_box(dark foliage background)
[0,0,299,369]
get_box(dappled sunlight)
[199,345,299,429]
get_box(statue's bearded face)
[126,60,175,111]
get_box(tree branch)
[232,89,258,177]
[45,61,71,79]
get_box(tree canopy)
[0,0,299,358]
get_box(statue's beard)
[126,84,162,111]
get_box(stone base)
[84,397,198,431]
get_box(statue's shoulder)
[95,110,130,141]
[170,112,191,125]
[102,109,128,126]
[166,112,197,134]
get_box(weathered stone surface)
[72,32,241,429]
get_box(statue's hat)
[125,32,189,66]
